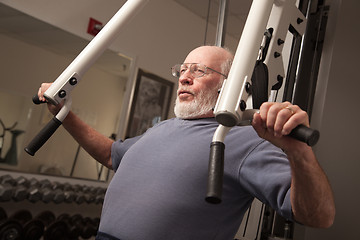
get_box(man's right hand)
[37,83,63,115]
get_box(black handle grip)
[205,141,225,204]
[288,125,320,146]
[32,95,46,104]
[24,117,62,156]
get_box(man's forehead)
[184,47,228,67]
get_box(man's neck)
[179,113,215,120]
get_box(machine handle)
[288,124,319,147]
[205,141,225,204]
[205,124,319,204]
[24,117,62,156]
[32,95,44,105]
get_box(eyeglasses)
[171,63,227,79]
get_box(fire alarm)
[87,18,103,36]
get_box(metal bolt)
[240,100,247,111]
[69,77,77,85]
[58,90,66,98]
[245,82,252,93]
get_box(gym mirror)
[0,3,132,181]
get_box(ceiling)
[0,0,252,77]
[174,0,252,41]
[0,3,130,78]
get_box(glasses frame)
[171,63,227,79]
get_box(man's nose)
[179,69,193,85]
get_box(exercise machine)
[23,0,320,206]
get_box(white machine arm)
[206,0,320,204]
[214,0,308,127]
[25,0,149,156]
[214,0,274,127]
[44,0,148,106]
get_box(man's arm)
[285,142,335,228]
[38,83,114,169]
[252,101,335,228]
[62,111,114,169]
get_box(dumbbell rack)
[0,208,100,239]
[0,169,107,239]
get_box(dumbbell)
[92,217,100,234]
[13,176,30,201]
[61,183,84,204]
[83,193,95,204]
[25,178,53,203]
[61,183,76,203]
[64,190,76,203]
[22,178,40,202]
[82,185,107,204]
[37,179,61,204]
[36,179,55,204]
[0,208,6,221]
[70,185,88,205]
[26,178,42,203]
[0,175,28,202]
[26,179,65,204]
[49,181,65,204]
[0,207,23,240]
[10,209,44,240]
[0,175,15,202]
[83,216,100,237]
[52,189,65,204]
[0,182,14,202]
[70,214,97,239]
[36,211,69,240]
[94,187,107,204]
[0,175,16,185]
[80,185,95,204]
[0,176,32,202]
[57,213,81,239]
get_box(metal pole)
[215,0,228,47]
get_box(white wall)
[302,0,360,239]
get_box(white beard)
[174,86,219,119]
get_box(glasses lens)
[171,64,181,77]
[191,64,206,78]
[172,64,190,78]
[171,63,207,78]
[180,64,188,76]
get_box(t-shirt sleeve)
[110,120,168,171]
[238,140,293,220]
[111,135,142,171]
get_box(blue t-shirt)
[97,118,292,240]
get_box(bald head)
[184,46,233,76]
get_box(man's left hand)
[252,101,310,151]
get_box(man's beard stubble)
[174,85,220,119]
